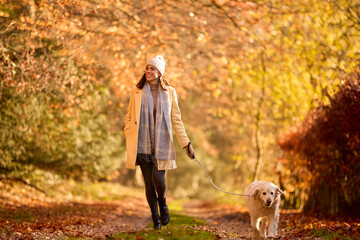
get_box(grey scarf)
[137,82,175,165]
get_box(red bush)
[279,65,360,216]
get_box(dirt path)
[179,200,360,240]
[1,190,359,239]
[180,200,254,239]
[0,196,151,239]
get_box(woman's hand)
[184,142,195,159]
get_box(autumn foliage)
[1,0,360,215]
[0,1,123,182]
[279,66,360,216]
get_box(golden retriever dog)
[245,181,284,238]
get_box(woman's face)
[145,65,161,82]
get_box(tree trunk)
[252,119,262,182]
[252,51,266,182]
[304,183,339,215]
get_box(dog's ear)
[276,187,285,196]
[251,189,259,198]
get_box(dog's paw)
[253,229,261,238]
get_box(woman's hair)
[136,73,170,91]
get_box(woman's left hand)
[184,142,195,159]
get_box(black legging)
[138,160,166,216]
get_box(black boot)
[152,214,161,230]
[158,198,170,226]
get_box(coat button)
[135,121,137,125]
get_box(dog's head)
[251,183,284,207]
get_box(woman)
[124,55,195,230]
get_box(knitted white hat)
[147,55,165,76]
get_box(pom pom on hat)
[147,55,166,76]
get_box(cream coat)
[124,85,190,170]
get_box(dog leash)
[193,157,250,197]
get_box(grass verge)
[109,213,218,240]
[312,229,358,240]
[49,180,144,201]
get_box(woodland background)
[1,0,360,217]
